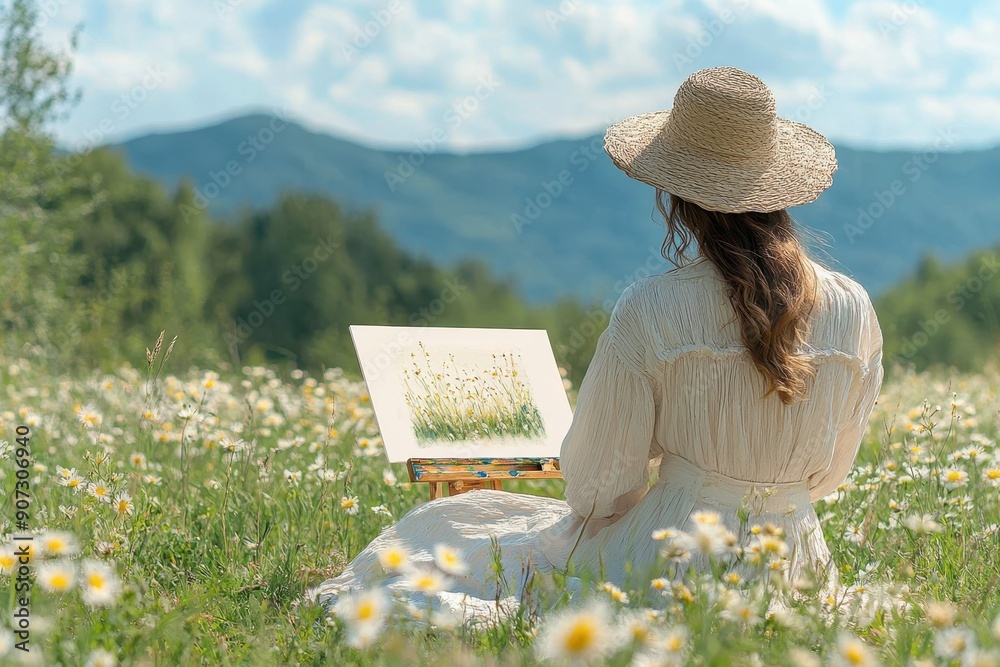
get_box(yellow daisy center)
[564,620,595,654]
[844,646,865,664]
[356,601,375,621]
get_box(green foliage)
[0,0,79,131]
[876,249,1000,371]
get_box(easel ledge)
[406,457,562,500]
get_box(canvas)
[350,326,573,463]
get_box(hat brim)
[604,110,837,213]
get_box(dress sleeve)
[560,286,658,524]
[807,297,884,502]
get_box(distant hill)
[110,114,1000,302]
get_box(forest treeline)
[3,0,999,385]
[1,128,610,384]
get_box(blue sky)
[36,0,1000,153]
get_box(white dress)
[310,257,884,620]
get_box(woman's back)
[625,257,882,490]
[554,256,883,588]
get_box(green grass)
[0,346,998,666]
[403,344,546,443]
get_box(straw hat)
[604,67,837,213]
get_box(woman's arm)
[560,285,658,533]
[808,297,884,502]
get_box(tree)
[0,0,79,133]
[0,0,88,364]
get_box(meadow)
[1,337,999,666]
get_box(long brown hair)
[656,190,819,404]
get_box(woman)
[310,67,883,622]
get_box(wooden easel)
[406,457,562,500]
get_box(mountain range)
[110,114,1000,303]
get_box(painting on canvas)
[350,326,573,462]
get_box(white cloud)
[38,0,1000,151]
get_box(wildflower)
[39,531,79,557]
[691,522,736,557]
[60,470,86,490]
[221,437,247,453]
[81,560,123,607]
[87,480,113,503]
[340,496,360,515]
[333,589,387,648]
[963,649,1000,667]
[651,578,671,593]
[403,567,451,595]
[661,625,688,653]
[619,611,653,646]
[659,532,694,563]
[842,525,865,544]
[934,627,975,659]
[984,467,1000,487]
[904,514,944,535]
[535,601,618,665]
[434,544,468,576]
[0,546,17,574]
[143,474,162,485]
[129,452,147,469]
[78,405,102,429]
[940,468,969,490]
[955,445,991,463]
[37,560,76,593]
[690,510,721,526]
[834,632,880,666]
[382,469,397,486]
[672,583,695,603]
[754,534,790,558]
[925,601,957,628]
[84,649,118,667]
[720,590,762,625]
[113,492,135,518]
[370,504,393,518]
[599,581,629,604]
[283,469,302,486]
[787,647,821,667]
